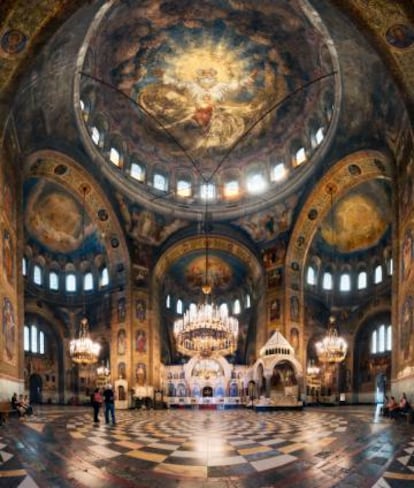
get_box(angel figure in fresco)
[139,63,265,154]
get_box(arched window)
[322,271,333,290]
[357,271,367,290]
[24,325,30,351]
[84,272,94,291]
[33,265,43,285]
[339,273,351,292]
[130,162,145,182]
[100,267,109,287]
[246,172,266,194]
[223,180,239,199]
[386,325,392,351]
[109,147,121,167]
[22,257,27,276]
[66,273,77,292]
[233,299,241,314]
[200,182,216,200]
[378,324,385,352]
[153,172,168,192]
[176,299,183,315]
[387,258,393,275]
[39,331,45,354]
[49,271,59,291]
[31,325,38,353]
[315,127,324,145]
[271,162,287,182]
[166,294,171,309]
[177,179,192,198]
[220,303,229,315]
[374,265,383,284]
[295,147,307,166]
[306,266,316,285]
[245,294,251,308]
[371,330,377,354]
[91,126,100,145]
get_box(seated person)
[399,393,411,413]
[22,395,33,416]
[388,396,400,419]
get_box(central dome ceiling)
[78,0,340,217]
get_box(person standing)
[103,384,116,425]
[92,388,103,423]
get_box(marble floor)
[0,404,413,487]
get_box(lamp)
[97,360,110,377]
[69,185,101,365]
[173,210,239,357]
[307,360,320,376]
[315,183,347,364]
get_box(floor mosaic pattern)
[0,405,413,487]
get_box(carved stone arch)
[284,150,393,364]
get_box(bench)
[0,401,14,425]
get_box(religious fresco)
[135,329,147,353]
[3,229,14,285]
[235,197,297,243]
[3,297,16,364]
[117,194,187,246]
[117,329,126,355]
[320,181,391,253]
[0,29,27,56]
[169,250,247,294]
[386,24,414,49]
[24,179,100,254]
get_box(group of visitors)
[382,393,412,420]
[91,384,116,425]
[11,393,33,419]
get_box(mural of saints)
[117,329,126,355]
[3,229,14,285]
[401,296,413,361]
[3,297,16,363]
[135,329,147,353]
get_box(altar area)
[161,330,304,410]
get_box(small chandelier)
[173,212,239,357]
[96,360,110,377]
[70,317,101,365]
[69,185,100,366]
[315,315,347,363]
[307,360,321,376]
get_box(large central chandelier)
[173,300,239,357]
[173,213,239,357]
[69,185,101,366]
[315,315,347,363]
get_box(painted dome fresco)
[78,0,339,217]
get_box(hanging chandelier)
[315,317,347,364]
[70,317,101,365]
[173,212,239,357]
[96,360,110,377]
[69,185,101,365]
[315,185,347,364]
[307,360,321,376]
[173,300,239,357]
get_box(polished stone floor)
[0,404,413,487]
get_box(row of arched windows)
[23,258,110,292]
[80,93,330,204]
[306,259,392,292]
[166,293,251,316]
[24,324,45,354]
[371,324,392,354]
